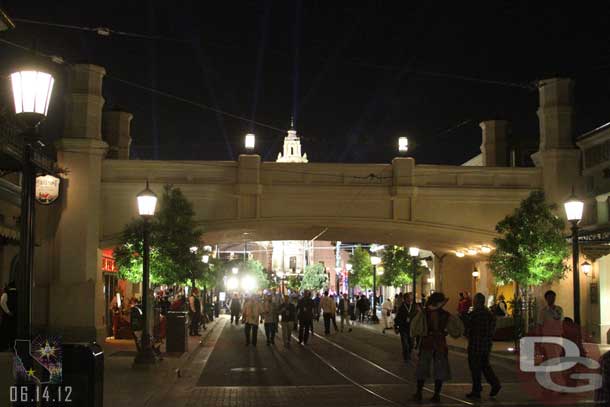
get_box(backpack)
[410,309,427,337]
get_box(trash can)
[47,342,104,407]
[166,311,188,353]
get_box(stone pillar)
[51,64,108,343]
[531,78,581,207]
[479,120,509,166]
[596,194,609,224]
[391,157,415,221]
[102,109,133,159]
[237,154,262,219]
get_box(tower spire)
[290,116,295,130]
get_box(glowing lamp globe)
[409,247,420,257]
[245,133,256,150]
[137,181,157,217]
[581,261,592,276]
[232,267,239,275]
[346,263,353,272]
[398,137,408,153]
[564,193,584,222]
[455,251,465,258]
[370,256,381,266]
[202,254,209,264]
[11,70,55,124]
[472,270,480,278]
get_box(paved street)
[102,314,598,406]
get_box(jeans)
[189,312,200,335]
[298,319,313,343]
[399,329,413,360]
[468,350,500,393]
[323,313,332,334]
[281,321,293,344]
[230,311,240,324]
[245,323,258,345]
[264,322,276,343]
[340,313,351,331]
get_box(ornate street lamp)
[202,254,210,264]
[370,255,381,323]
[134,181,158,365]
[10,68,55,340]
[564,189,584,325]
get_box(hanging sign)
[35,175,60,204]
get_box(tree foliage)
[220,259,270,290]
[114,185,204,286]
[300,263,328,291]
[380,245,427,287]
[349,246,373,289]
[489,191,569,287]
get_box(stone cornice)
[55,138,109,156]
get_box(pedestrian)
[357,294,368,323]
[229,293,242,325]
[338,293,352,332]
[297,290,316,344]
[495,294,507,317]
[279,295,296,347]
[242,295,262,346]
[0,282,17,351]
[314,292,321,322]
[394,293,417,362]
[381,297,393,334]
[188,288,201,336]
[411,292,461,403]
[465,293,501,400]
[321,291,336,335]
[330,295,339,332]
[262,293,279,345]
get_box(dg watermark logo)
[517,331,604,404]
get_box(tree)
[300,263,328,291]
[349,246,373,290]
[489,190,569,340]
[489,190,568,287]
[220,259,270,291]
[114,185,204,286]
[380,245,426,288]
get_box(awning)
[577,224,610,260]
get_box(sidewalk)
[103,317,221,406]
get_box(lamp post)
[564,190,584,326]
[371,256,381,323]
[409,247,420,303]
[134,181,158,365]
[10,68,55,340]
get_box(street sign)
[35,174,60,204]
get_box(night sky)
[1,2,610,165]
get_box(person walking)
[412,292,455,403]
[338,293,352,332]
[297,290,316,345]
[320,291,336,335]
[313,292,321,322]
[0,282,17,351]
[381,297,393,334]
[188,288,201,336]
[278,295,296,347]
[465,293,501,400]
[262,293,279,345]
[394,293,417,362]
[229,293,242,325]
[357,294,367,323]
[242,295,262,346]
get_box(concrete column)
[236,154,262,219]
[102,109,133,159]
[479,120,509,166]
[596,194,609,224]
[51,64,108,343]
[531,77,581,207]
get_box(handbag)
[447,314,465,338]
[410,309,427,337]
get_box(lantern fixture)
[232,267,239,275]
[346,263,353,272]
[190,246,198,254]
[245,133,256,150]
[398,136,408,153]
[467,248,477,256]
[564,189,584,223]
[581,261,592,276]
[137,181,157,218]
[371,256,381,266]
[202,254,210,264]
[472,269,480,278]
[455,251,465,258]
[480,245,492,254]
[10,69,55,125]
[409,247,420,257]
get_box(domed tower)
[277,118,308,163]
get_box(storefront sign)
[35,175,60,204]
